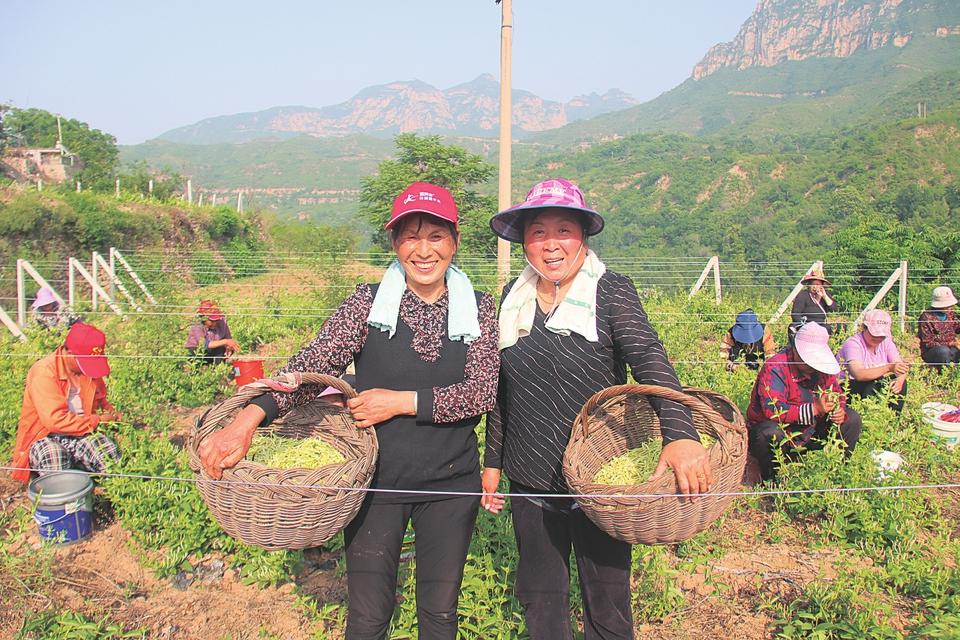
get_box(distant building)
[1,143,82,183]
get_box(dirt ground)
[0,470,345,640]
[0,460,846,640]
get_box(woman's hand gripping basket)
[188,373,378,550]
[563,384,747,545]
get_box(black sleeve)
[605,273,699,444]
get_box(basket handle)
[576,383,736,439]
[197,373,359,440]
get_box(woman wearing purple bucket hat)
[482,178,710,640]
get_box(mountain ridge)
[156,74,638,144]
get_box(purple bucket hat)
[490,178,605,243]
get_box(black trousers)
[343,496,479,640]
[848,378,906,413]
[748,408,862,481]
[922,345,960,369]
[510,487,633,640]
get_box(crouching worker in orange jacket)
[11,322,122,482]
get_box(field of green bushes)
[1,250,959,639]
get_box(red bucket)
[233,360,264,387]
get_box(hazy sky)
[2,1,756,145]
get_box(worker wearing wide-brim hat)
[918,286,960,368]
[791,265,840,335]
[721,309,777,371]
[747,322,862,481]
[482,177,708,639]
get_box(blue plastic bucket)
[27,472,94,544]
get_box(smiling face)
[391,213,459,301]
[522,209,587,284]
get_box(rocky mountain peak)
[692,0,959,80]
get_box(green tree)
[0,104,11,156]
[3,108,119,189]
[117,160,183,199]
[359,133,497,256]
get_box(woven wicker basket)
[187,373,378,550]
[562,384,747,545]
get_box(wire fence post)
[899,260,908,333]
[0,305,27,341]
[688,256,721,304]
[110,248,156,305]
[69,258,124,318]
[16,259,26,327]
[769,260,821,325]
[91,251,98,312]
[855,263,905,327]
[94,251,143,312]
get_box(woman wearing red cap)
[482,178,710,640]
[185,300,240,364]
[200,182,499,640]
[11,322,123,482]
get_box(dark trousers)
[922,345,960,369]
[848,378,906,413]
[748,408,862,481]
[187,345,227,365]
[510,489,633,640]
[343,496,479,640]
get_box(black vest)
[354,285,482,503]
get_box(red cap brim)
[76,355,110,378]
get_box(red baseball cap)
[65,322,110,378]
[385,182,458,231]
[197,300,224,321]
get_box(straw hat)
[800,265,831,286]
[930,286,958,309]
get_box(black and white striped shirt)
[484,270,698,493]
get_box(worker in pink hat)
[747,322,861,481]
[837,309,908,412]
[483,178,707,640]
[11,322,123,482]
[30,287,80,329]
[185,300,240,364]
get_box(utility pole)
[496,0,513,291]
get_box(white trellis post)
[187,179,193,205]
[769,260,822,325]
[16,259,67,327]
[148,179,154,195]
[93,251,143,312]
[898,260,908,332]
[115,178,121,198]
[0,306,26,341]
[688,256,721,304]
[110,248,156,305]
[855,261,909,329]
[68,258,124,318]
